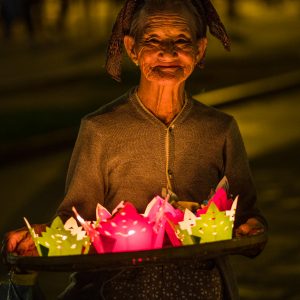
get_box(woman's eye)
[175,39,190,44]
[147,39,160,44]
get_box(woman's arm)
[56,118,107,222]
[223,118,267,233]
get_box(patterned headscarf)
[105,0,230,81]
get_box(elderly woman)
[5,0,267,299]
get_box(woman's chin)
[146,73,187,85]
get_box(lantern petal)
[96,203,111,222]
[226,195,239,221]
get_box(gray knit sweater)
[57,88,263,227]
[57,88,266,300]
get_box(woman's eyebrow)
[144,33,160,38]
[176,33,191,39]
[144,33,191,39]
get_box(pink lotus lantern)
[144,195,184,247]
[101,202,157,252]
[164,209,185,247]
[73,196,183,253]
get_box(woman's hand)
[235,218,265,237]
[2,224,46,257]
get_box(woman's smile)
[153,65,183,71]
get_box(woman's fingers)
[15,233,36,256]
[33,223,47,235]
[4,224,46,256]
[235,218,265,237]
[235,223,251,236]
[5,228,29,253]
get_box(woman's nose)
[158,41,178,58]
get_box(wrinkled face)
[128,11,206,85]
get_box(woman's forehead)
[142,13,196,36]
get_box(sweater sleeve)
[223,117,267,228]
[56,118,107,221]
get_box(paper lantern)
[24,216,90,256]
[176,195,238,244]
[73,196,181,253]
[144,195,184,248]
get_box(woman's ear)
[196,37,208,63]
[124,35,138,65]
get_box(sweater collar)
[129,86,193,128]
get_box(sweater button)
[168,169,173,176]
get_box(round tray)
[6,233,267,272]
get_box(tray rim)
[5,233,268,272]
